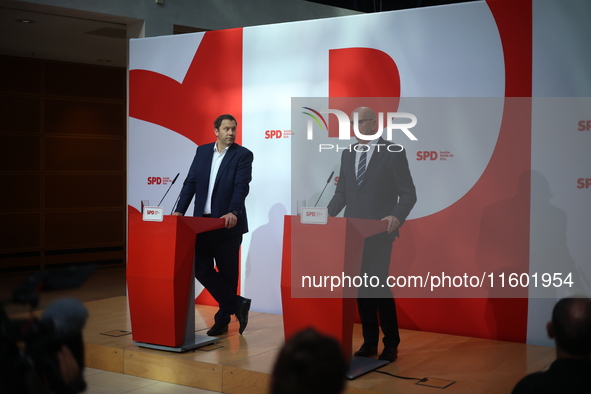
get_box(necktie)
[357,151,366,186]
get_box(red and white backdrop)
[128,0,591,346]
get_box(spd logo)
[578,120,591,131]
[265,130,293,139]
[416,150,454,161]
[147,176,173,185]
[577,178,591,189]
[417,151,438,161]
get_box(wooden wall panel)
[1,174,41,211]
[0,55,42,94]
[0,213,41,250]
[44,136,125,172]
[0,135,41,171]
[44,247,125,267]
[0,252,42,272]
[44,210,125,249]
[44,174,126,209]
[44,99,125,136]
[0,55,126,273]
[0,95,41,133]
[44,61,126,100]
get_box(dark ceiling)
[0,0,480,69]
[307,0,478,13]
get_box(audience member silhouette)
[270,328,348,394]
[512,297,591,393]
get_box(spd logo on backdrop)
[416,150,455,161]
[147,176,175,185]
[264,130,293,139]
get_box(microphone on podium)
[157,173,180,207]
[314,171,334,207]
[170,174,189,215]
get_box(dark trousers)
[194,230,242,325]
[357,232,400,349]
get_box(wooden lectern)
[127,210,224,352]
[281,215,389,378]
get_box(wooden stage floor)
[78,296,554,394]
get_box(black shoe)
[235,297,251,335]
[206,324,228,336]
[378,347,398,362]
[354,343,378,357]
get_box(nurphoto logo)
[302,107,418,141]
[302,107,418,152]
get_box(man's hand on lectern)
[381,215,400,233]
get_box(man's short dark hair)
[270,328,347,394]
[552,297,591,357]
[214,114,237,130]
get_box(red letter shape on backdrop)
[129,28,243,146]
[328,47,401,138]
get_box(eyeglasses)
[350,119,374,125]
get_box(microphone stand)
[157,173,179,207]
[314,171,334,207]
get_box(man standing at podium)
[173,114,253,336]
[327,107,416,362]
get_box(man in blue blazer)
[327,107,417,362]
[173,114,253,336]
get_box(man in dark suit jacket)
[327,107,416,362]
[173,114,253,336]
